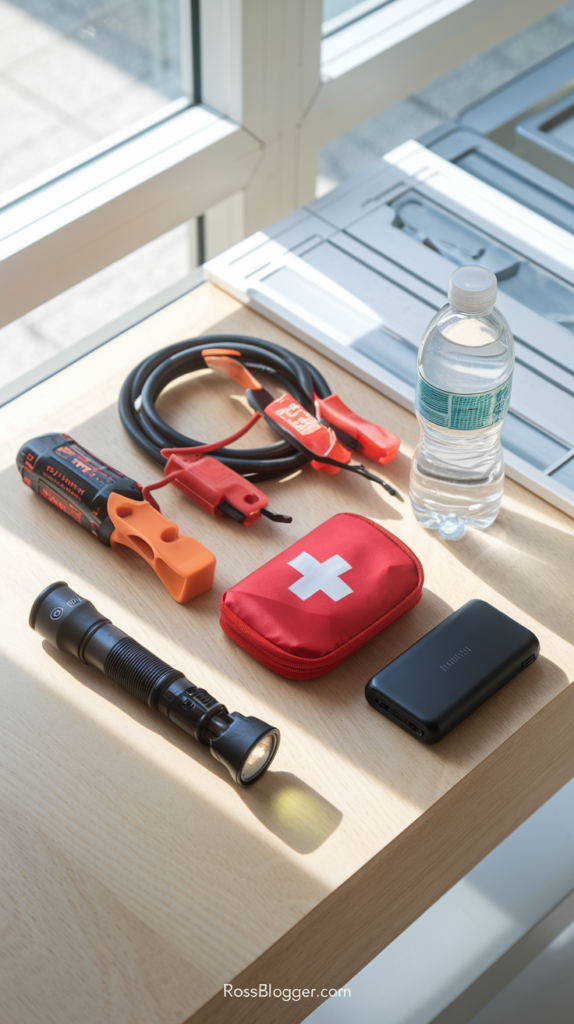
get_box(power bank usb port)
[373,698,423,737]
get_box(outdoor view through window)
[0,0,186,201]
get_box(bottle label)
[416,374,512,430]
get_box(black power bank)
[365,600,540,743]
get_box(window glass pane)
[0,0,188,200]
[501,413,569,471]
[551,456,574,491]
[323,0,367,18]
[322,0,395,36]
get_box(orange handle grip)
[107,493,216,603]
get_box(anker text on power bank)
[365,599,540,743]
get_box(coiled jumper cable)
[119,335,402,506]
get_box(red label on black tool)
[17,433,143,544]
[55,443,125,487]
[39,481,83,523]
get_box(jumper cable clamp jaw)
[314,395,400,465]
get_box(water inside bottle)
[410,285,514,539]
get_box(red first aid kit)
[220,513,424,679]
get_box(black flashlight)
[30,582,280,785]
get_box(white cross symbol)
[287,552,353,602]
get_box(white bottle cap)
[448,265,497,314]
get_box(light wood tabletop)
[1,282,573,1024]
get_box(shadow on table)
[429,654,570,767]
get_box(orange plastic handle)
[107,493,216,603]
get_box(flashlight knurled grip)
[102,635,183,706]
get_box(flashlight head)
[208,713,280,785]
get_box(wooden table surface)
[1,282,574,1024]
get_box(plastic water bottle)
[409,266,514,541]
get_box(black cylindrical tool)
[17,433,143,544]
[30,582,279,785]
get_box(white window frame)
[0,0,564,329]
[0,107,261,329]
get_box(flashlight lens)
[240,733,277,783]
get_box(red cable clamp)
[263,394,352,475]
[200,351,400,495]
[314,395,400,465]
[141,415,292,526]
[162,453,269,526]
